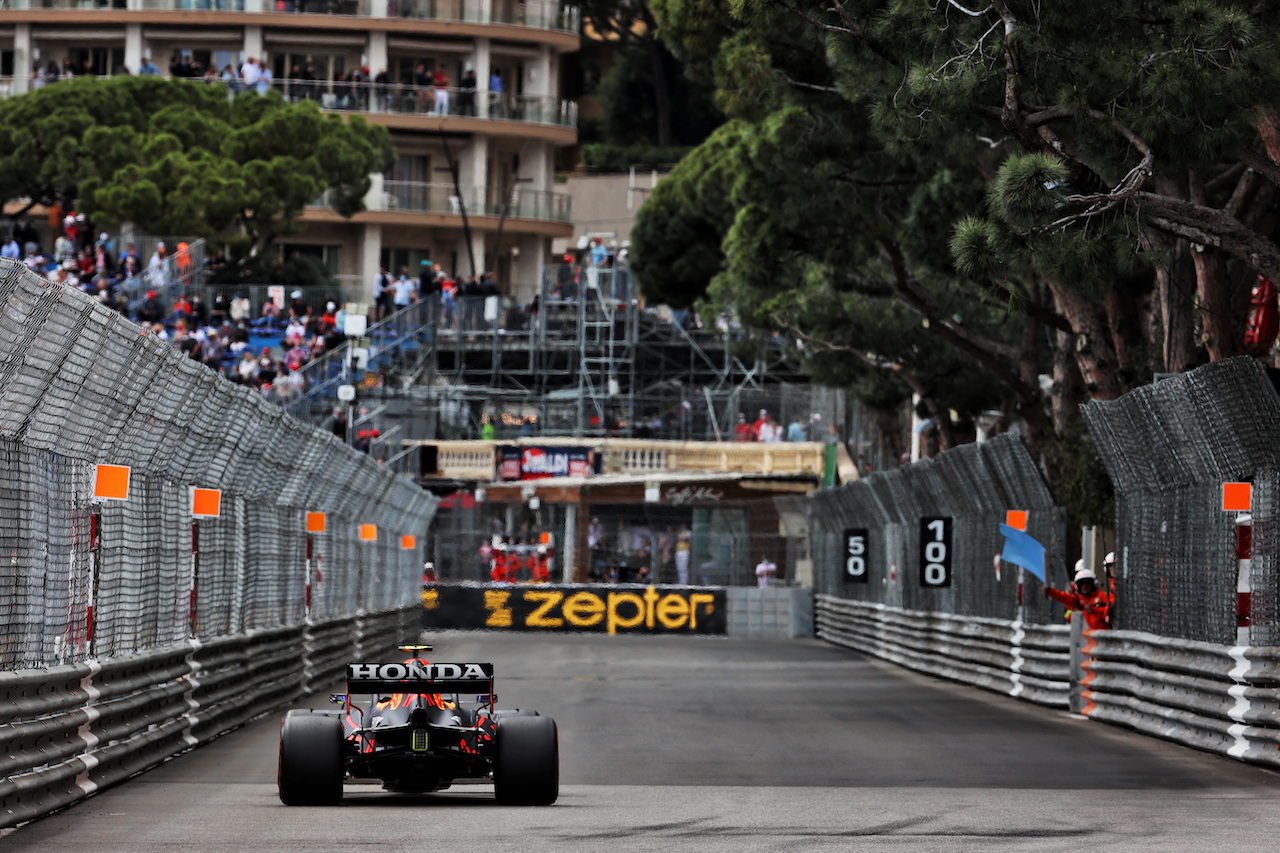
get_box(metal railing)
[410,437,829,482]
[119,237,207,318]
[310,180,573,222]
[266,77,577,127]
[0,73,577,131]
[2,0,580,31]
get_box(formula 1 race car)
[277,645,558,806]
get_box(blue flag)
[999,524,1046,582]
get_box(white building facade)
[0,0,579,301]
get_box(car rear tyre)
[278,712,344,806]
[493,715,559,806]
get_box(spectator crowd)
[5,212,351,413]
[27,50,526,120]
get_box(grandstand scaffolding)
[284,268,816,446]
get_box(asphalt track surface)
[5,632,1280,852]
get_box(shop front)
[480,473,816,585]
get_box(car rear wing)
[345,662,494,695]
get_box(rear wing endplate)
[345,661,494,695]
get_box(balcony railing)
[3,0,581,32]
[312,180,573,223]
[412,438,829,482]
[266,78,576,128]
[0,73,576,130]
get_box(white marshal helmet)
[1072,559,1096,583]
[1104,551,1116,565]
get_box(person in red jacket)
[1045,562,1113,630]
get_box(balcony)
[268,78,576,130]
[414,439,829,483]
[2,0,581,33]
[309,180,572,224]
[0,74,576,140]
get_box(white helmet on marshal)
[1073,559,1096,583]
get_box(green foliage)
[1048,412,1116,529]
[638,0,1280,502]
[0,76,393,252]
[989,155,1069,235]
[597,39,724,146]
[630,121,745,308]
[579,143,693,172]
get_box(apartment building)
[0,0,579,300]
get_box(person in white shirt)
[755,556,777,588]
[229,293,251,323]
[393,268,418,309]
[1,237,18,260]
[240,57,261,88]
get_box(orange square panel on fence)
[1222,482,1252,512]
[306,512,327,533]
[360,524,378,541]
[191,488,221,518]
[93,464,131,501]
[1005,510,1028,531]
[401,535,416,549]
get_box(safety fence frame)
[0,258,439,670]
[0,606,419,828]
[808,433,1067,623]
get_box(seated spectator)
[319,301,338,332]
[1,236,19,260]
[253,298,281,329]
[228,324,250,355]
[200,332,226,366]
[285,337,310,362]
[237,350,259,382]
[284,315,307,343]
[210,292,229,326]
[190,295,209,328]
[229,292,251,323]
[288,289,308,320]
[171,293,193,324]
[138,289,163,324]
[257,348,279,384]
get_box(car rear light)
[411,730,429,752]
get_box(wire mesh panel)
[807,433,1064,624]
[1083,357,1280,644]
[0,259,439,669]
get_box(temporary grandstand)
[279,269,820,459]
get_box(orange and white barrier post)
[1222,483,1252,646]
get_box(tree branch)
[877,240,1044,404]
[777,71,841,94]
[1137,191,1280,281]
[776,317,954,449]
[1239,150,1280,191]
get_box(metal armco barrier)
[421,583,728,635]
[1082,630,1280,768]
[0,606,418,828]
[816,595,1071,707]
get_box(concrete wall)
[552,171,669,254]
[726,587,814,638]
